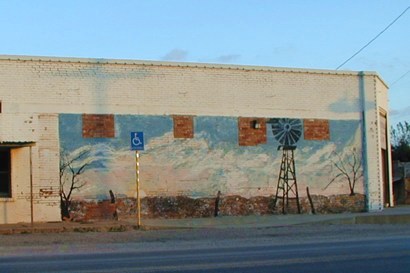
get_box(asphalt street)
[1,227,410,273]
[1,237,410,273]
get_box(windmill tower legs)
[273,146,301,214]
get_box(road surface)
[1,224,410,272]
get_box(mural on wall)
[324,147,363,196]
[268,118,303,214]
[59,114,365,220]
[59,147,92,219]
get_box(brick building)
[0,55,391,224]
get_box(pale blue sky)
[1,0,409,124]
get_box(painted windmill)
[268,118,302,214]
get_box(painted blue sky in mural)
[59,114,361,199]
[60,115,359,153]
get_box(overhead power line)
[390,69,410,87]
[336,6,410,70]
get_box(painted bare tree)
[324,147,363,196]
[60,148,91,220]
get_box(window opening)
[0,148,11,197]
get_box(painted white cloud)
[298,128,364,196]
[67,127,363,200]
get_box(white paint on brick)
[0,56,379,121]
[0,114,38,142]
[0,55,390,222]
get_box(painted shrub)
[59,114,365,220]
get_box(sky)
[0,0,409,125]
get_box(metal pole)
[136,151,141,228]
[29,146,34,226]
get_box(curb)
[319,214,410,225]
[355,214,410,224]
[0,222,138,235]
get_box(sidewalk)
[144,205,410,228]
[1,206,410,235]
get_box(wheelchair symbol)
[131,132,144,150]
[132,133,142,146]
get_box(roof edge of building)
[0,54,388,87]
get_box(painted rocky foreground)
[69,194,366,222]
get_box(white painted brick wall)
[0,55,390,221]
[0,114,38,142]
[0,57,367,121]
[34,114,60,222]
[360,74,386,211]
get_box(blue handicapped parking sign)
[131,132,144,151]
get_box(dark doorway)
[0,148,11,197]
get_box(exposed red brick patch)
[82,114,115,138]
[303,119,330,141]
[173,115,194,138]
[238,117,266,146]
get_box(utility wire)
[390,69,410,87]
[336,6,410,70]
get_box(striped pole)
[136,151,141,228]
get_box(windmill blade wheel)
[268,118,302,147]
